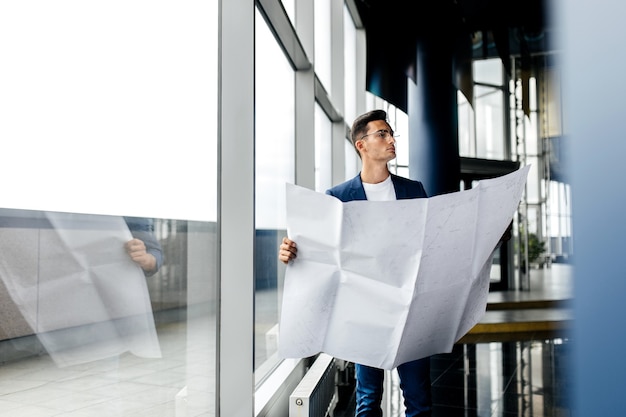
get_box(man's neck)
[360,163,390,184]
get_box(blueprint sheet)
[279,165,529,369]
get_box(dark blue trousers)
[355,357,431,417]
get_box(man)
[279,109,431,417]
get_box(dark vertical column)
[408,37,461,197]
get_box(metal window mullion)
[218,0,255,416]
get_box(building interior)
[0,0,623,416]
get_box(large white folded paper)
[279,165,529,370]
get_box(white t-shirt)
[362,175,396,201]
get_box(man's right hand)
[279,237,297,264]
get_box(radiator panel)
[289,354,337,417]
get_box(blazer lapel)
[349,175,367,201]
[391,174,408,199]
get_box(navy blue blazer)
[325,173,428,202]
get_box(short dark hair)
[349,110,388,156]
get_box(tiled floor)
[335,263,574,417]
[0,317,215,417]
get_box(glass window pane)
[545,68,563,138]
[282,0,295,24]
[510,79,519,156]
[344,5,357,126]
[345,138,360,179]
[475,84,505,159]
[0,3,218,416]
[458,91,476,157]
[474,58,503,85]
[0,2,217,222]
[526,112,539,155]
[315,104,333,192]
[254,9,295,377]
[314,0,332,93]
[0,211,218,416]
[389,108,409,167]
[527,206,538,235]
[527,156,540,204]
[395,166,410,179]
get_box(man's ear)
[355,139,365,153]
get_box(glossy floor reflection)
[428,337,572,417]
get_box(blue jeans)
[355,357,431,417]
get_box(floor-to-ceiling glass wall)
[0,2,218,415]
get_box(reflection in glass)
[0,212,162,366]
[0,210,218,416]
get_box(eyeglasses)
[359,129,398,141]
